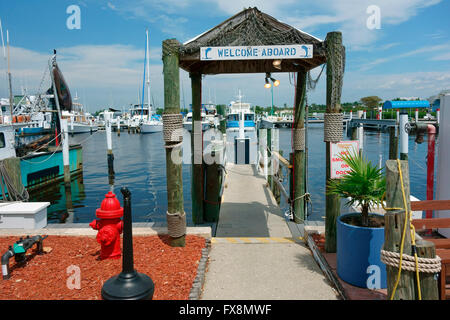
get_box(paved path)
[201,164,338,300]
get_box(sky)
[0,0,449,113]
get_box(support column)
[292,70,307,223]
[162,39,185,247]
[324,31,345,253]
[105,111,114,177]
[399,112,409,160]
[61,119,71,186]
[190,72,203,224]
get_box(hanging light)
[264,77,271,88]
[271,78,280,87]
[273,59,282,70]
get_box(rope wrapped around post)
[293,128,305,151]
[166,211,187,238]
[323,112,343,143]
[380,249,441,273]
[162,113,183,148]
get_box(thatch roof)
[179,7,326,74]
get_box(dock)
[201,164,339,300]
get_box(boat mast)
[6,29,13,120]
[146,28,151,118]
[140,32,147,121]
[0,18,6,119]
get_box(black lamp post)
[101,187,155,300]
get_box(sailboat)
[140,29,163,134]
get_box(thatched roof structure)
[179,7,326,74]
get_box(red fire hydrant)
[89,192,124,260]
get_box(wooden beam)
[411,218,450,230]
[411,200,450,211]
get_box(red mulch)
[0,235,205,300]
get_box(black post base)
[101,270,154,300]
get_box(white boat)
[139,29,163,134]
[183,111,210,131]
[204,103,219,128]
[225,91,257,165]
[141,117,163,133]
[61,96,98,134]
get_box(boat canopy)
[382,100,430,110]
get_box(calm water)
[29,125,438,224]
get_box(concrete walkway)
[201,164,338,300]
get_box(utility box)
[235,137,250,164]
[0,202,50,229]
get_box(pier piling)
[399,113,409,160]
[389,125,399,159]
[324,31,345,253]
[190,72,204,224]
[384,160,415,300]
[61,119,71,186]
[292,70,307,223]
[105,111,115,177]
[162,39,186,247]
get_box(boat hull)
[20,144,83,191]
[68,123,98,134]
[140,123,163,133]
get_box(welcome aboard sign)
[200,45,313,61]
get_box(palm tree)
[327,150,386,227]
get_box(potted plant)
[327,150,387,289]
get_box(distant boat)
[139,29,163,134]
[183,111,210,132]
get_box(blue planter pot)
[337,213,387,289]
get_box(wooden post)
[324,32,344,253]
[389,125,399,160]
[384,160,415,300]
[267,127,272,190]
[292,70,307,223]
[204,152,220,222]
[117,116,121,136]
[162,39,185,247]
[190,72,203,224]
[351,125,358,140]
[415,239,439,300]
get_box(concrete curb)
[189,238,211,300]
[0,226,212,238]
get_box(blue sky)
[0,0,449,112]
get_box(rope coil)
[323,113,343,143]
[166,211,186,238]
[162,113,183,143]
[381,249,441,273]
[293,128,305,151]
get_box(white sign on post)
[330,141,359,179]
[200,45,313,61]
